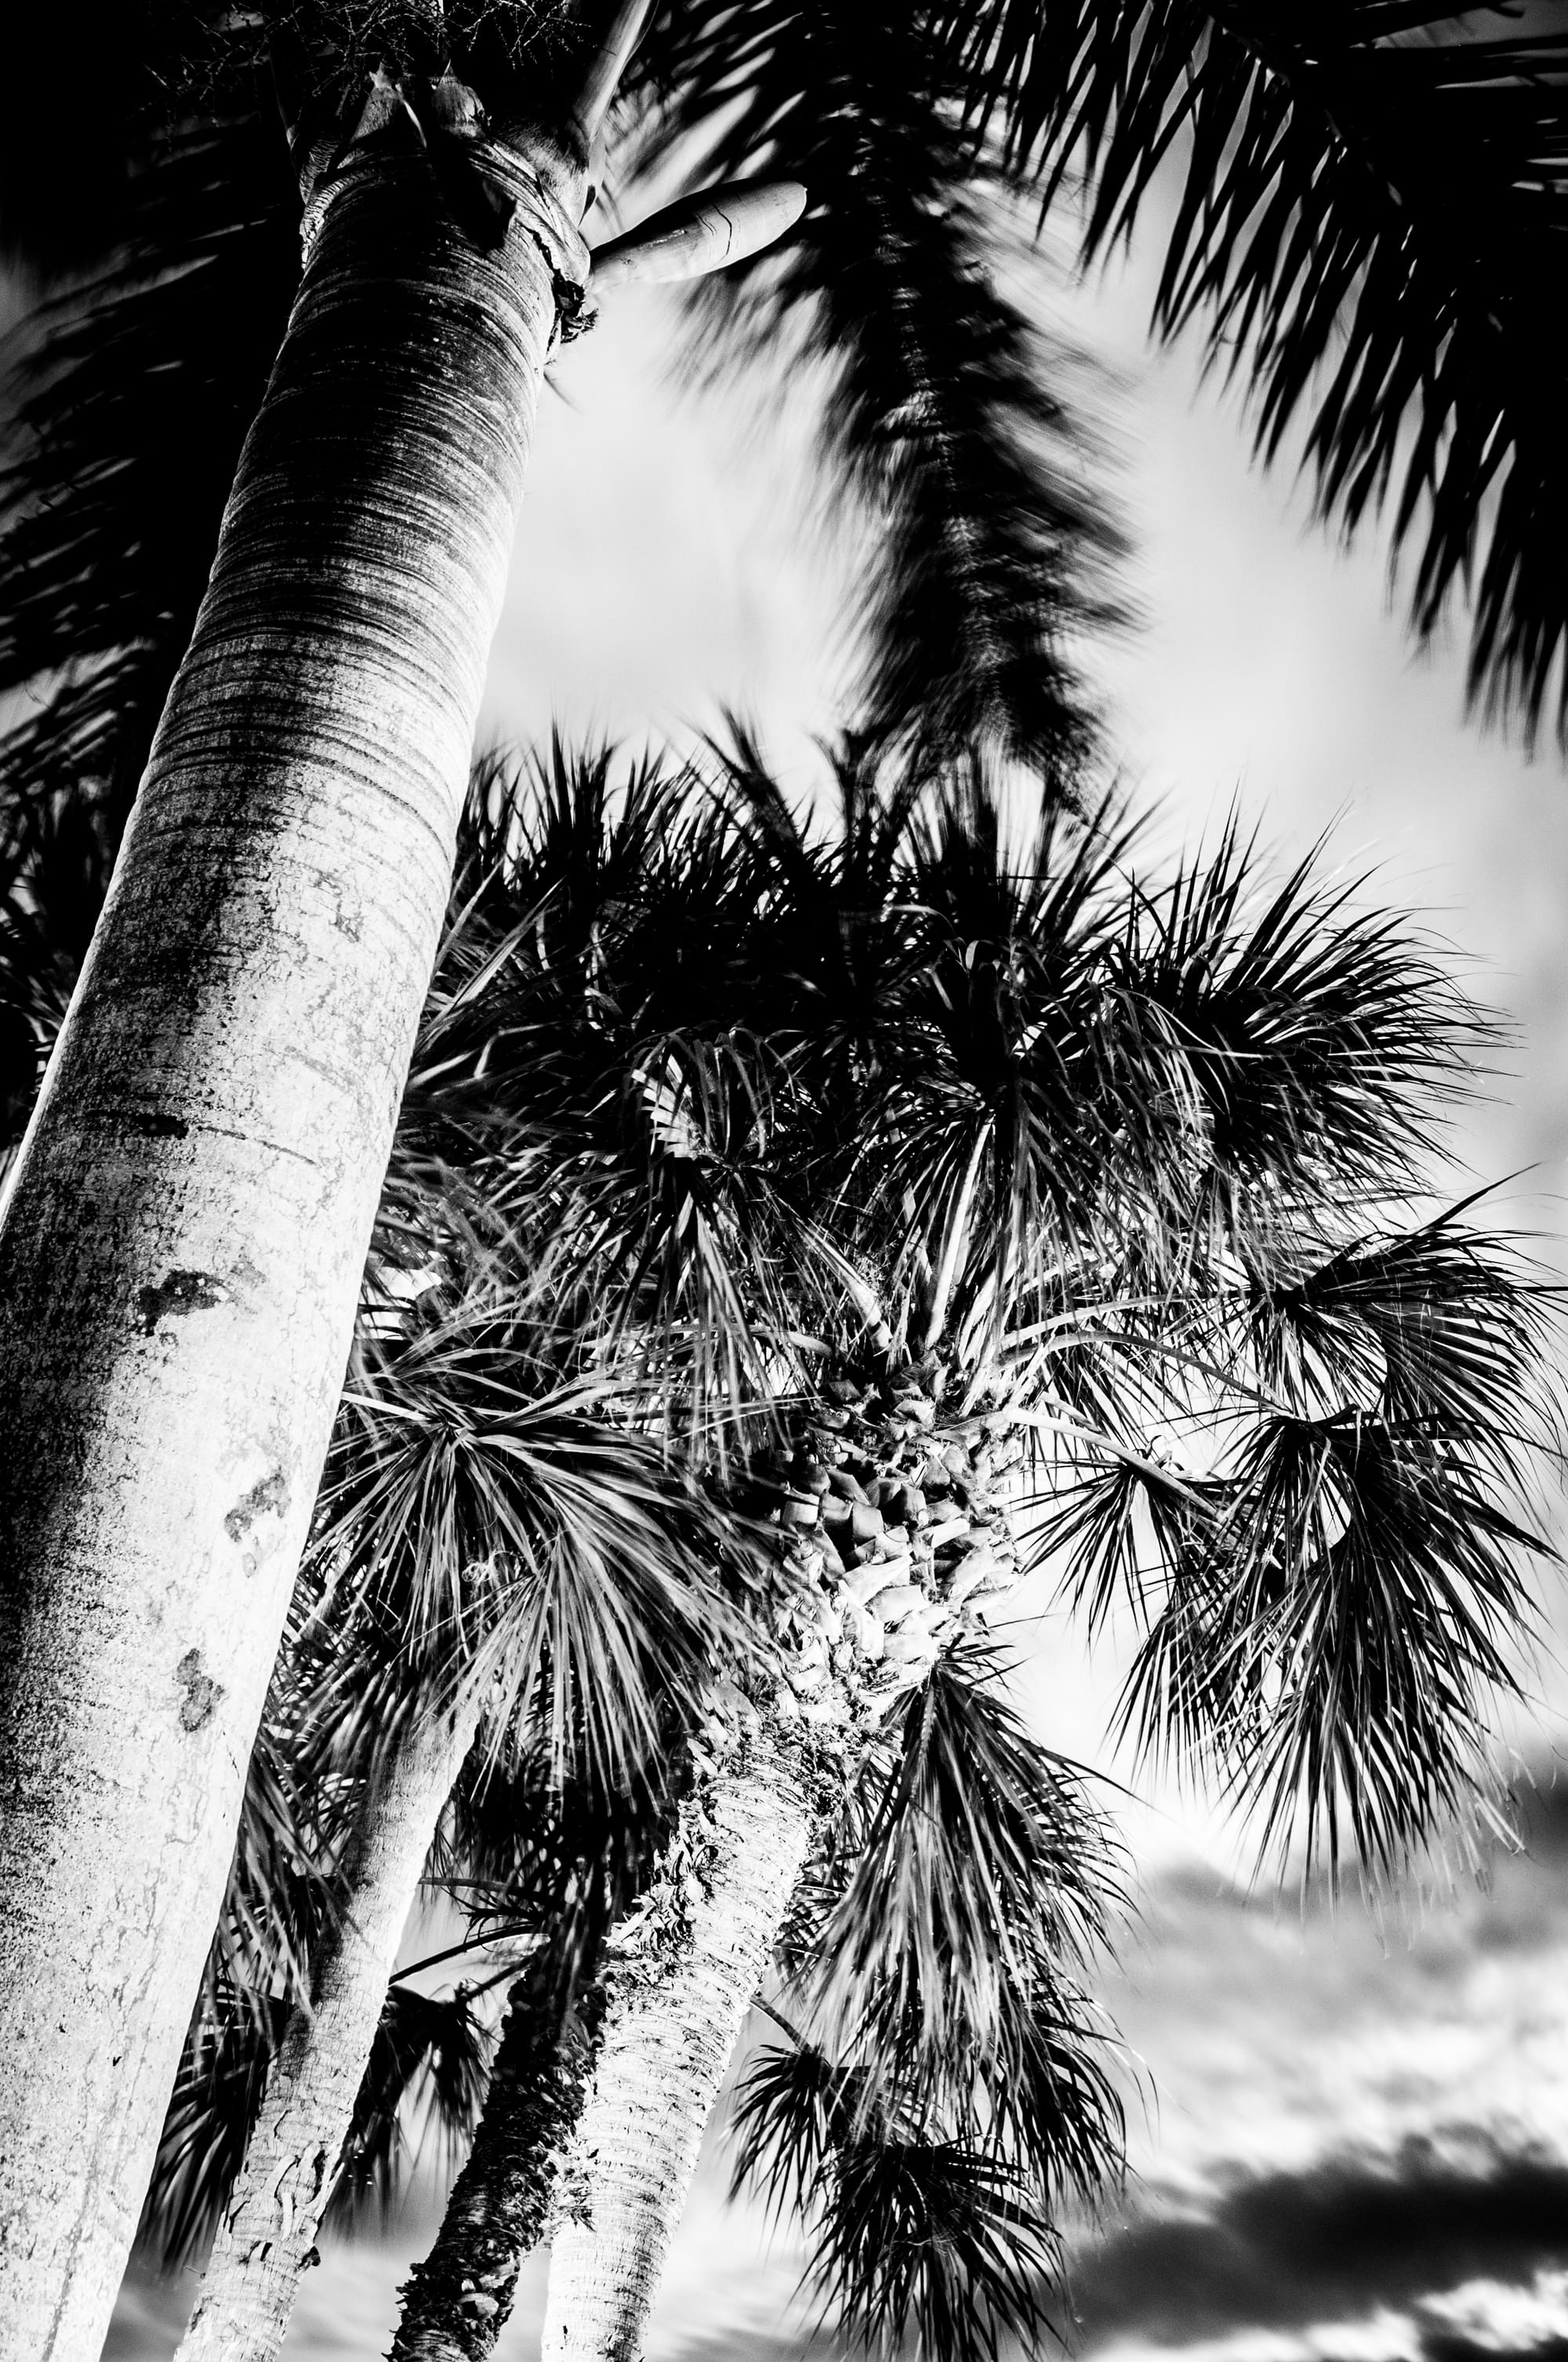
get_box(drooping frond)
[813,2117,1060,2362]
[636,5,1120,781]
[200,1705,339,2033]
[329,1983,492,2226]
[810,1641,1119,2046]
[796,1641,1127,2215]
[137,1979,491,2268]
[929,0,1568,747]
[728,2017,1094,2362]
[1125,1408,1548,1876]
[137,1987,287,2272]
[1030,1205,1563,1876]
[0,111,297,828]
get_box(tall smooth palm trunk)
[175,1693,482,2362]
[0,132,575,2353]
[387,1949,608,2362]
[539,1738,814,2362]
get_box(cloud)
[1064,2145,1568,2352]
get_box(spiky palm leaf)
[731,2031,1062,2362]
[389,747,837,1425]
[303,1293,763,1793]
[1036,1204,1561,1873]
[802,1644,1125,2167]
[927,0,1568,745]
[731,1645,1124,2362]
[637,2,1118,777]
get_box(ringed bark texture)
[539,1742,813,2362]
[175,1696,481,2362]
[387,1953,607,2362]
[0,147,561,2358]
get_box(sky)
[105,188,1568,2362]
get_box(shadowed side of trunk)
[387,1952,608,2362]
[539,1737,813,2362]
[174,1695,481,2362]
[0,141,567,2355]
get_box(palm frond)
[930,1,1568,745]
[136,1984,285,2271]
[1244,1205,1560,1444]
[1112,819,1487,1244]
[201,1706,340,2031]
[728,2029,1069,2362]
[635,5,1120,779]
[137,1979,490,2268]
[304,1297,763,1796]
[1122,1401,1552,1875]
[728,2030,873,2226]
[812,2125,1060,2362]
[0,110,297,832]
[329,1984,492,2226]
[808,1641,1124,2111]
[390,753,812,1419]
[1039,1452,1229,1639]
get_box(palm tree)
[74,724,1553,2362]
[2,13,1564,2337]
[107,743,1115,2362]
[79,738,800,2362]
[0,15,816,2338]
[368,737,1559,2362]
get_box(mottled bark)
[174,1695,481,2362]
[539,1740,813,2362]
[388,1953,608,2362]
[0,137,574,2355]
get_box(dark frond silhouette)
[637,3,1122,781]
[929,0,1568,746]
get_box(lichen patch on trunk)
[174,1649,225,1732]
[136,1269,228,1334]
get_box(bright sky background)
[107,190,1568,2362]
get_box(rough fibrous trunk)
[539,1739,813,2362]
[174,1695,481,2362]
[532,1371,1025,2362]
[0,141,564,2355]
[387,1952,607,2362]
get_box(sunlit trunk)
[0,135,575,2355]
[174,1695,481,2362]
[387,1951,607,2362]
[538,1740,812,2362]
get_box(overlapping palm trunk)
[539,1734,815,2362]
[0,129,577,2354]
[535,1372,1021,2362]
[176,1692,482,2362]
[388,1950,608,2362]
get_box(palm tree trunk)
[174,1692,481,2362]
[387,1952,607,2362]
[0,140,578,2354]
[538,1737,813,2362]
